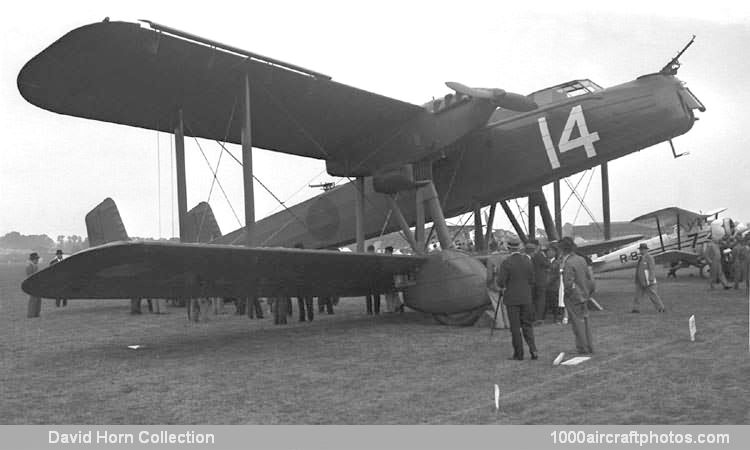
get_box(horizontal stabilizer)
[85,198,128,246]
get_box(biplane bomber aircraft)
[20,20,705,325]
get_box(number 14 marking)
[537,105,600,169]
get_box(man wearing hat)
[559,237,594,354]
[633,243,665,313]
[49,250,67,307]
[497,237,538,360]
[26,252,42,318]
[525,239,551,325]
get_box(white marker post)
[689,315,696,342]
[494,384,500,410]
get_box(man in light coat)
[633,243,666,313]
[26,252,42,318]
[559,237,594,354]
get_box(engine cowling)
[403,249,489,324]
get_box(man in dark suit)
[526,240,550,324]
[49,249,67,307]
[498,238,538,361]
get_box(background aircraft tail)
[185,202,222,243]
[85,198,129,246]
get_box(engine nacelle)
[372,165,415,194]
[403,249,489,317]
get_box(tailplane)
[85,198,129,246]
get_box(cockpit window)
[530,79,602,105]
[555,79,603,97]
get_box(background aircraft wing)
[22,241,426,300]
[18,20,423,161]
[575,234,644,256]
[631,207,703,229]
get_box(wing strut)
[553,180,563,239]
[656,216,666,253]
[500,201,528,243]
[484,203,497,246]
[242,73,255,246]
[175,110,189,241]
[473,202,485,251]
[601,162,611,240]
[354,178,366,252]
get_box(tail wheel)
[432,308,485,326]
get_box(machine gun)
[660,35,696,75]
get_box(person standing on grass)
[704,239,731,290]
[383,246,402,312]
[497,237,538,361]
[25,252,42,318]
[49,249,67,307]
[526,240,550,325]
[559,237,594,354]
[485,240,509,328]
[273,296,289,325]
[632,243,666,313]
[365,244,381,315]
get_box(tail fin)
[85,198,129,246]
[185,202,222,243]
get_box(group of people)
[262,295,337,325]
[365,244,404,315]
[486,236,595,360]
[702,233,750,290]
[25,249,67,318]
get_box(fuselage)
[220,74,703,249]
[592,229,711,273]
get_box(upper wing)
[17,20,423,161]
[630,206,724,230]
[22,241,426,300]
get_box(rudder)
[85,198,129,246]
[185,202,222,243]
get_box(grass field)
[1,262,748,424]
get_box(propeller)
[446,81,538,112]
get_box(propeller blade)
[445,81,537,112]
[445,82,504,100]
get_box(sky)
[1,0,749,240]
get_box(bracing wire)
[514,198,528,235]
[170,133,175,238]
[564,169,602,234]
[156,126,161,239]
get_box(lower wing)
[22,241,426,299]
[653,250,703,267]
